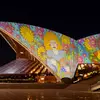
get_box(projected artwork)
[1,22,99,79]
[0,22,78,79]
[77,34,100,64]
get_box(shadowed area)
[0,35,16,66]
[66,75,100,91]
[0,89,99,100]
[0,75,100,99]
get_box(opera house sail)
[0,22,100,83]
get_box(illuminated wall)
[0,22,78,79]
[77,34,100,64]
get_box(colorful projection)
[1,22,99,79]
[0,22,78,79]
[77,34,100,64]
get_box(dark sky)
[0,1,100,39]
[0,8,100,39]
[0,15,100,40]
[0,6,100,65]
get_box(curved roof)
[1,21,100,80]
[0,22,79,80]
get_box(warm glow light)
[40,77,44,81]
[20,51,24,54]
[92,63,95,66]
[78,65,81,70]
[30,71,33,74]
[87,73,90,75]
[79,74,83,76]
[81,64,84,68]
[92,64,96,68]
[84,74,87,78]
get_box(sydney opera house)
[0,21,100,84]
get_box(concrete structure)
[0,22,100,82]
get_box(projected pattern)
[0,22,78,79]
[77,34,100,64]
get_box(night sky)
[0,8,100,66]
